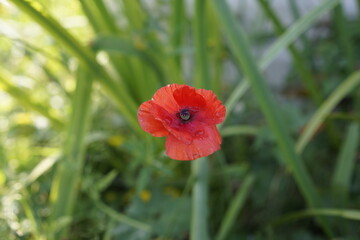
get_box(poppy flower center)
[179,109,191,121]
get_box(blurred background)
[1,0,360,239]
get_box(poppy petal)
[138,100,169,137]
[150,101,194,144]
[173,85,206,109]
[196,88,226,125]
[165,125,222,160]
[151,84,182,114]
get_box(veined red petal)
[173,85,206,109]
[138,101,169,137]
[151,84,182,113]
[196,88,226,125]
[150,101,194,144]
[165,125,222,160]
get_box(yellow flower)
[14,113,33,125]
[140,190,151,203]
[107,135,125,147]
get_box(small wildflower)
[138,84,226,160]
[107,135,125,147]
[140,190,151,203]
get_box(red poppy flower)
[138,84,226,160]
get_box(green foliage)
[1,0,360,239]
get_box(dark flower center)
[179,109,191,121]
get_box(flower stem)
[191,157,209,240]
[194,0,211,89]
[191,0,211,239]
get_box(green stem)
[191,1,211,239]
[191,158,209,240]
[210,0,334,236]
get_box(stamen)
[179,109,191,121]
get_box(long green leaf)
[221,125,260,137]
[271,208,360,226]
[0,67,63,129]
[171,0,186,67]
[49,66,93,238]
[20,190,45,240]
[331,123,359,204]
[333,4,356,73]
[258,0,322,105]
[225,0,341,119]
[193,0,211,89]
[296,71,360,153]
[91,0,120,34]
[92,36,166,85]
[89,188,152,232]
[210,0,333,235]
[8,0,141,133]
[215,175,255,240]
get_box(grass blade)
[0,67,63,129]
[333,4,356,73]
[296,71,360,153]
[215,174,255,240]
[258,0,322,105]
[89,0,120,34]
[92,36,166,86]
[193,0,211,89]
[49,66,93,238]
[89,188,152,232]
[23,154,60,191]
[331,123,359,204]
[210,0,333,235]
[271,208,360,226]
[8,0,141,133]
[171,0,186,67]
[221,125,260,137]
[258,0,340,146]
[288,0,312,63]
[20,190,45,240]
[225,0,340,118]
